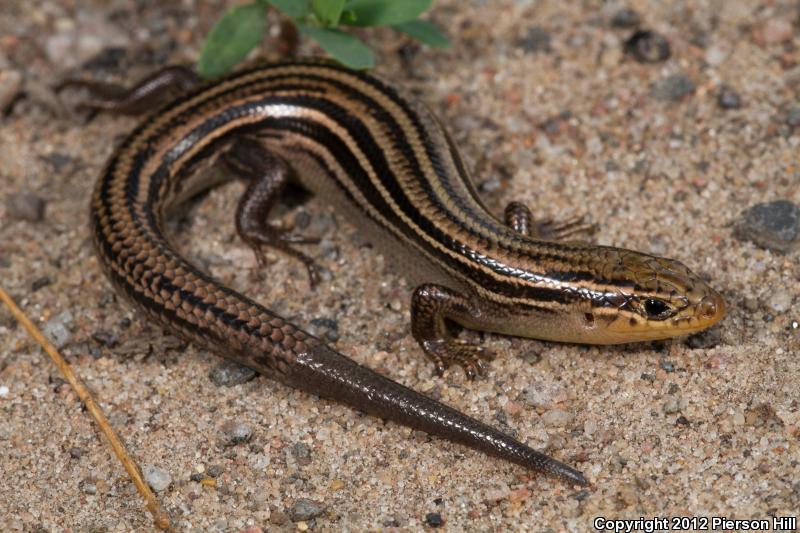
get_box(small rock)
[221,420,252,445]
[685,328,721,349]
[30,277,52,292]
[786,106,800,128]
[625,30,671,63]
[518,26,552,53]
[675,415,690,426]
[541,409,573,427]
[206,464,223,477]
[0,68,23,112]
[79,479,97,495]
[611,7,641,28]
[767,292,793,314]
[425,512,444,528]
[288,498,325,522]
[189,472,205,482]
[143,466,171,492]
[660,360,675,372]
[704,45,729,66]
[651,73,695,102]
[663,398,680,414]
[69,447,84,459]
[209,361,257,386]
[40,152,74,172]
[733,200,800,253]
[5,190,46,222]
[291,442,312,466]
[44,311,73,349]
[309,317,339,342]
[0,386,9,397]
[752,18,794,47]
[717,86,742,109]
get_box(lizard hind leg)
[504,201,597,241]
[56,65,201,116]
[221,137,321,288]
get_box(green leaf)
[197,3,267,79]
[312,0,346,26]
[343,0,431,26]
[392,19,449,48]
[267,0,311,19]
[298,25,374,69]
[340,9,358,25]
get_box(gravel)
[5,190,46,222]
[518,26,552,54]
[625,30,671,63]
[288,499,326,522]
[143,466,171,492]
[651,73,695,102]
[733,200,800,253]
[209,360,258,386]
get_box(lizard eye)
[643,298,671,319]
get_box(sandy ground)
[1,0,799,531]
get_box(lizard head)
[579,251,726,343]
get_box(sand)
[1,0,798,531]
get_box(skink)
[85,59,725,486]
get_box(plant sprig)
[198,0,449,79]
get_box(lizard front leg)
[411,284,494,379]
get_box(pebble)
[767,292,793,314]
[660,360,675,372]
[0,385,9,397]
[685,328,721,349]
[221,420,252,445]
[69,447,84,459]
[785,107,800,128]
[209,361,257,386]
[425,512,444,528]
[541,409,573,427]
[309,317,339,342]
[717,87,743,110]
[733,200,800,253]
[80,479,97,495]
[625,30,671,63]
[30,277,52,292]
[704,45,729,66]
[611,7,641,28]
[291,442,312,466]
[518,26,552,53]
[651,73,695,102]
[5,190,46,222]
[43,311,74,349]
[288,498,325,521]
[143,465,172,492]
[0,68,23,113]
